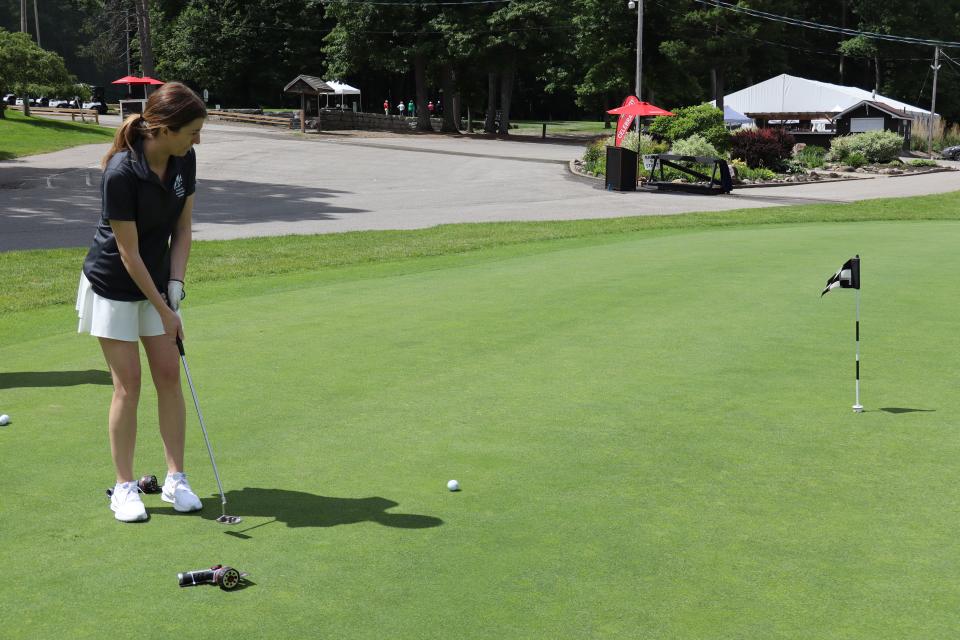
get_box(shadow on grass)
[880,407,936,414]
[0,369,111,389]
[151,487,443,534]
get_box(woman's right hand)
[161,307,184,342]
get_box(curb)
[567,160,955,189]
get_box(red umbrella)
[111,75,162,99]
[111,75,154,85]
[140,76,165,86]
[607,101,675,117]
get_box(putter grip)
[176,336,185,356]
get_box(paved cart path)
[2,120,959,251]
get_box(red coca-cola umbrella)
[607,101,675,117]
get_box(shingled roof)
[284,75,334,95]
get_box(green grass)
[0,108,114,159]
[3,217,960,638]
[512,119,611,134]
[5,190,960,316]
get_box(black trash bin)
[605,146,637,191]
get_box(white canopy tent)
[712,74,933,120]
[323,81,362,111]
[722,104,752,125]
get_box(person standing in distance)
[76,81,206,522]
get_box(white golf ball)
[447,479,460,492]
[0,414,9,426]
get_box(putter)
[176,336,242,525]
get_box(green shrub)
[731,160,776,181]
[580,133,669,176]
[796,145,826,168]
[669,133,720,158]
[909,159,938,167]
[827,131,904,164]
[582,139,604,172]
[648,104,731,152]
[846,151,868,168]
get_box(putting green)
[3,221,959,638]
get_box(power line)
[692,0,960,48]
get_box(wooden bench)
[207,110,293,128]
[18,105,100,124]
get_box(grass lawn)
[0,108,114,160]
[512,119,611,134]
[3,199,960,637]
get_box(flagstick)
[853,287,863,413]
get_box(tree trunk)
[715,68,724,113]
[23,96,31,118]
[413,53,432,132]
[134,0,155,77]
[453,91,461,131]
[839,0,847,83]
[484,71,497,133]
[603,94,610,129]
[440,64,458,133]
[497,61,515,135]
[874,55,880,94]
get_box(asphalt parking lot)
[2,119,959,251]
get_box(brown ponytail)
[102,82,207,169]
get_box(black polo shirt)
[83,140,196,301]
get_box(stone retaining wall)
[306,110,445,132]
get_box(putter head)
[217,514,242,524]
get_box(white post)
[853,288,863,412]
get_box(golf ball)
[447,479,460,492]
[0,414,9,426]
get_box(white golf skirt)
[76,274,174,342]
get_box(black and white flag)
[821,256,860,296]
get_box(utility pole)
[628,0,643,136]
[20,0,28,33]
[928,46,940,156]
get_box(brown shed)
[283,75,335,131]
[833,100,913,149]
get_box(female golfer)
[76,82,206,522]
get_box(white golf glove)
[167,279,185,311]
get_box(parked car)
[15,97,48,107]
[2,94,15,105]
[940,145,960,160]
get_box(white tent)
[722,104,752,125]
[712,74,932,119]
[323,80,361,111]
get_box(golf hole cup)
[447,479,460,492]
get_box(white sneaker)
[110,481,148,522]
[162,472,203,512]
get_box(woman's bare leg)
[141,334,186,474]
[98,338,142,483]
